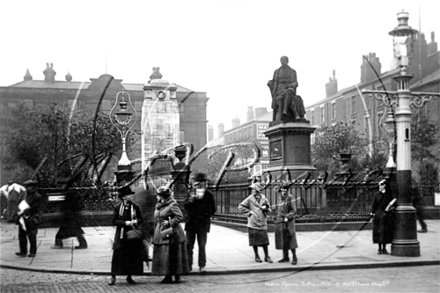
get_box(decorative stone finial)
[150,67,163,80]
[24,68,32,81]
[65,72,72,81]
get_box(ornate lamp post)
[363,11,440,256]
[383,111,397,170]
[109,91,138,185]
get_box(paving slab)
[1,220,439,275]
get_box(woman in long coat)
[238,182,273,263]
[109,186,144,286]
[371,179,397,254]
[273,184,298,264]
[151,187,189,283]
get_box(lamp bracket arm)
[410,92,440,108]
[362,90,398,108]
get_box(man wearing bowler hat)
[15,180,43,258]
[183,172,216,273]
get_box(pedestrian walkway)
[1,220,439,275]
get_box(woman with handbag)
[238,182,273,263]
[108,186,144,286]
[151,186,190,283]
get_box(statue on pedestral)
[268,56,305,124]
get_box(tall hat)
[191,172,208,182]
[117,186,135,198]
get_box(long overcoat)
[372,192,396,244]
[274,193,298,250]
[238,193,271,230]
[151,196,190,276]
[111,202,144,276]
[183,189,216,233]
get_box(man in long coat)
[183,173,216,272]
[273,184,298,264]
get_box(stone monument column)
[141,78,179,173]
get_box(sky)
[1,0,439,138]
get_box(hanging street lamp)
[363,11,439,257]
[109,91,138,185]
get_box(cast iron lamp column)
[363,11,440,256]
[109,91,138,186]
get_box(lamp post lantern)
[363,11,440,257]
[109,91,138,185]
[383,111,397,170]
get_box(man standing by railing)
[183,173,216,273]
[273,184,298,265]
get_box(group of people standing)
[108,172,216,285]
[238,182,299,265]
[3,172,429,285]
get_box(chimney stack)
[218,123,225,138]
[43,63,56,82]
[246,106,255,121]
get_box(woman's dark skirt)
[111,239,144,275]
[248,227,269,246]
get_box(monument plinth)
[264,122,316,178]
[265,56,316,178]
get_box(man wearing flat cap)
[15,180,43,258]
[274,184,298,265]
[183,172,216,273]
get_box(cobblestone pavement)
[1,265,439,293]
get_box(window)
[351,96,356,114]
[320,106,325,124]
[311,110,315,125]
[331,101,336,120]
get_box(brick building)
[0,64,209,183]
[305,32,439,156]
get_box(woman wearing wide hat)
[151,186,190,283]
[109,186,144,286]
[238,182,273,263]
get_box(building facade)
[0,65,209,183]
[306,32,439,156]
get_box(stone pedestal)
[264,122,316,178]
